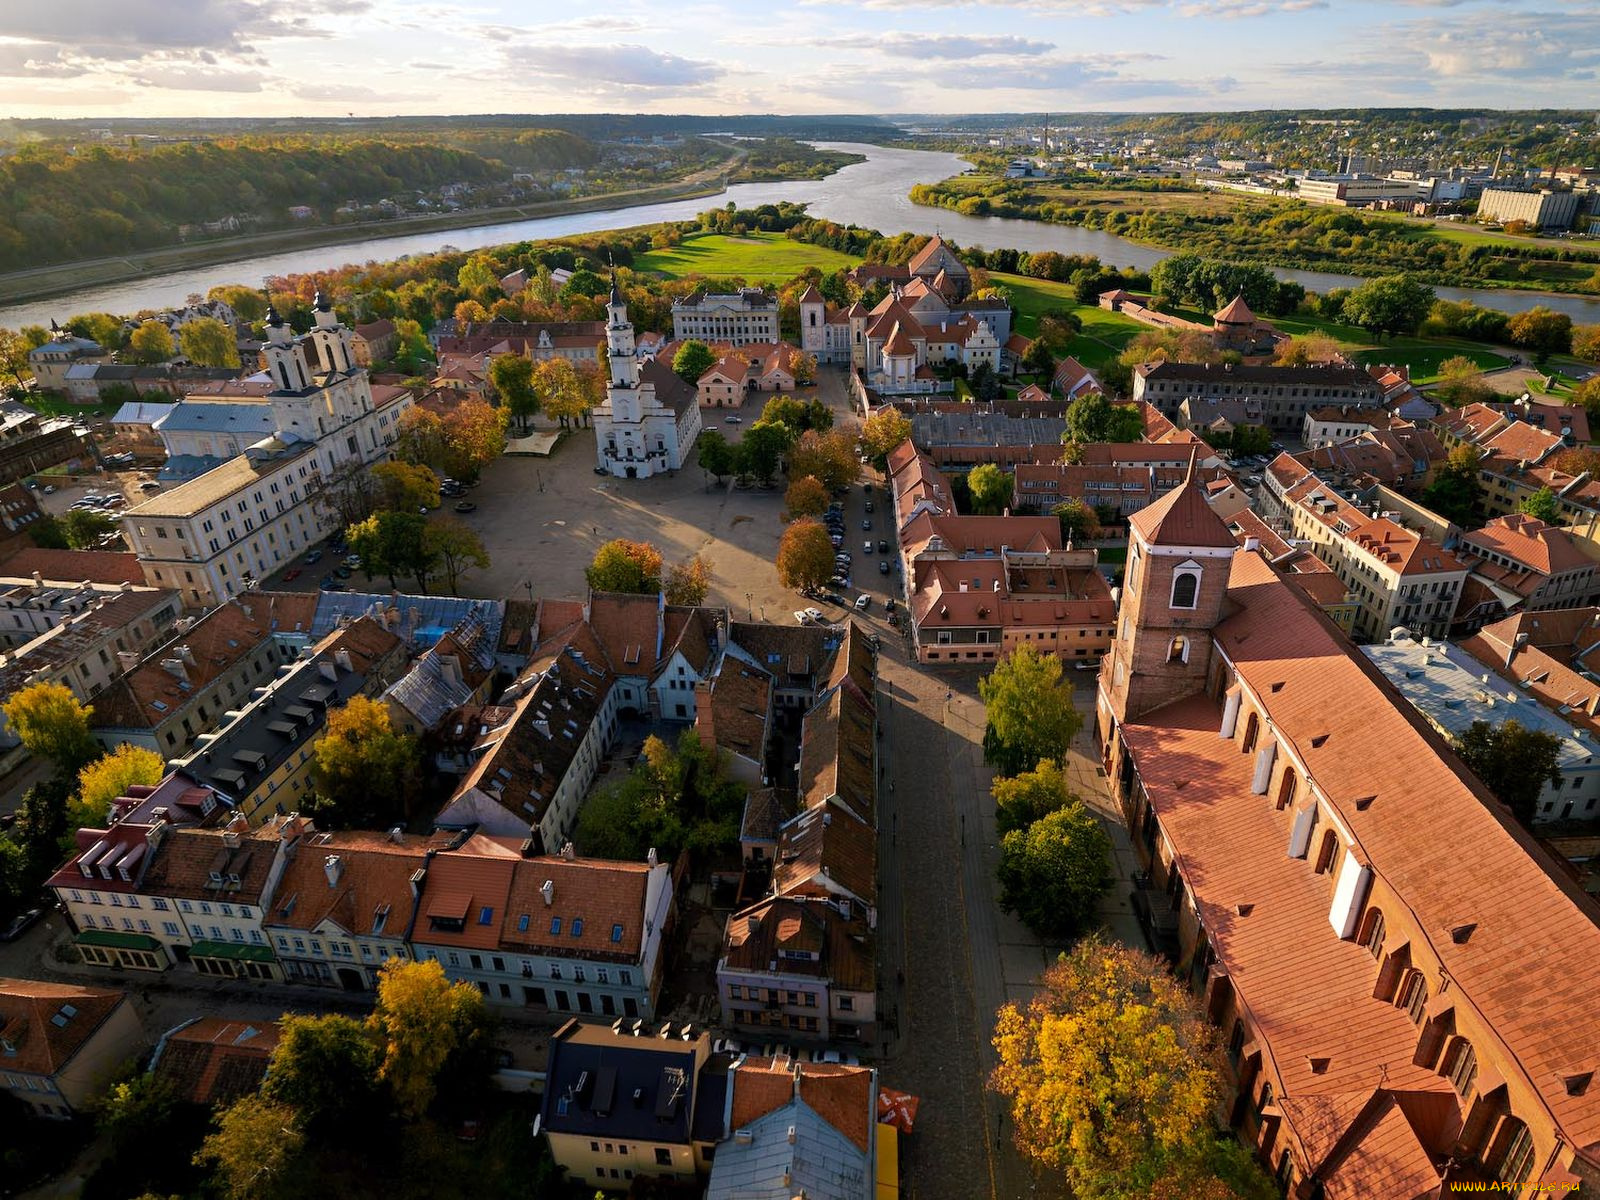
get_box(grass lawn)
[993,272,1144,370]
[24,392,120,418]
[1351,342,1510,384]
[634,231,860,282]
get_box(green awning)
[77,929,162,951]
[188,939,276,964]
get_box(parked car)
[282,568,302,582]
[42,484,56,494]
[724,415,742,424]
[454,501,478,513]
[862,540,874,553]
[822,591,846,606]
[877,540,888,553]
[0,908,45,942]
[864,500,874,512]
[304,550,323,564]
[137,481,159,491]
[335,566,353,579]
[343,554,363,569]
[854,595,871,611]
[878,561,890,574]
[861,519,872,531]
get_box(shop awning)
[188,939,276,964]
[76,929,162,951]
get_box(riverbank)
[0,171,740,309]
[909,172,1600,299]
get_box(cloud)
[291,82,416,102]
[812,32,1057,57]
[519,43,723,91]
[128,64,267,92]
[1179,0,1325,15]
[1392,9,1600,78]
[799,0,1161,14]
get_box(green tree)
[1340,274,1435,339]
[992,935,1224,1197]
[560,268,605,300]
[370,461,440,513]
[970,360,1001,402]
[61,508,118,549]
[208,285,268,324]
[1520,486,1560,524]
[859,407,912,469]
[346,510,432,591]
[127,320,175,364]
[10,776,70,894]
[488,353,539,433]
[1575,376,1600,423]
[310,695,420,829]
[1453,718,1562,827]
[65,312,124,350]
[992,758,1076,837]
[25,514,68,550]
[586,538,664,594]
[392,318,433,373]
[785,474,829,518]
[1053,498,1102,541]
[1420,443,1483,528]
[421,517,490,594]
[2,681,96,773]
[1066,391,1144,444]
[262,1013,384,1139]
[672,339,717,385]
[72,745,164,829]
[195,1095,304,1200]
[367,959,489,1120]
[178,316,240,368]
[1020,338,1056,377]
[696,429,736,483]
[737,420,794,485]
[1508,306,1574,364]
[533,356,590,428]
[1573,324,1600,364]
[967,462,1011,514]
[979,645,1083,777]
[997,803,1111,940]
[776,518,837,591]
[1230,425,1272,456]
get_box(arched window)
[1168,635,1188,664]
[1494,1119,1535,1186]
[1399,970,1429,1024]
[1445,1038,1479,1097]
[1255,1081,1274,1121]
[1275,1149,1294,1190]
[1315,829,1341,876]
[1171,569,1200,610]
[1227,1018,1246,1066]
[1276,767,1297,810]
[1241,711,1260,755]
[1360,908,1386,960]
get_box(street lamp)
[745,592,753,620]
[521,579,534,607]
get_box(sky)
[0,0,1596,118]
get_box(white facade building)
[592,281,701,480]
[671,288,780,345]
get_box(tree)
[586,538,664,594]
[370,461,440,513]
[696,429,736,483]
[1453,718,1562,827]
[208,284,268,324]
[1066,391,1144,444]
[10,776,70,894]
[997,803,1111,940]
[1520,486,1560,524]
[488,353,538,433]
[993,758,1076,837]
[421,517,490,593]
[1037,308,1083,347]
[127,320,175,364]
[785,474,829,518]
[1575,376,1600,422]
[533,356,590,428]
[786,428,857,492]
[967,462,1011,515]
[391,318,433,373]
[310,695,420,828]
[992,935,1224,1197]
[439,398,507,482]
[177,316,240,368]
[737,420,794,485]
[664,554,713,606]
[970,360,1001,402]
[367,959,489,1120]
[777,519,837,591]
[1020,338,1056,377]
[761,394,816,435]
[1272,332,1340,366]
[1433,355,1497,407]
[262,1013,383,1140]
[1340,274,1435,339]
[672,339,716,385]
[73,745,164,829]
[2,681,96,772]
[979,645,1083,777]
[1573,324,1600,364]
[194,1095,304,1200]
[0,328,36,388]
[1230,424,1272,457]
[1053,498,1102,541]
[60,508,118,549]
[859,408,912,469]
[1420,443,1483,528]
[1551,446,1600,477]
[346,510,432,591]
[1508,306,1574,364]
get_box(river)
[4,142,1599,328]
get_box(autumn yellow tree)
[586,538,664,594]
[194,1095,304,1200]
[777,519,836,591]
[367,959,488,1120]
[2,681,96,772]
[370,461,440,512]
[1271,332,1339,367]
[127,320,175,365]
[440,398,507,481]
[534,356,592,429]
[422,517,491,593]
[664,554,713,606]
[859,407,912,468]
[178,316,241,368]
[73,744,164,828]
[787,428,858,492]
[310,696,419,829]
[784,474,829,518]
[992,935,1225,1198]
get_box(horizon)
[3,0,1597,118]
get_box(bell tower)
[1103,462,1236,725]
[262,305,311,394]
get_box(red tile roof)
[153,1017,280,1106]
[1460,514,1593,577]
[0,547,141,585]
[1127,471,1236,548]
[0,978,129,1077]
[500,855,653,959]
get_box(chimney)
[647,846,658,867]
[410,866,426,898]
[540,879,554,906]
[31,570,42,588]
[746,913,760,935]
[160,657,189,684]
[438,655,462,688]
[335,648,353,672]
[324,854,343,887]
[116,649,140,671]
[388,825,404,844]
[178,644,197,667]
[319,660,338,683]
[560,841,576,859]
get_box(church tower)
[605,274,640,423]
[1103,463,1236,726]
[262,305,311,394]
[307,290,355,375]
